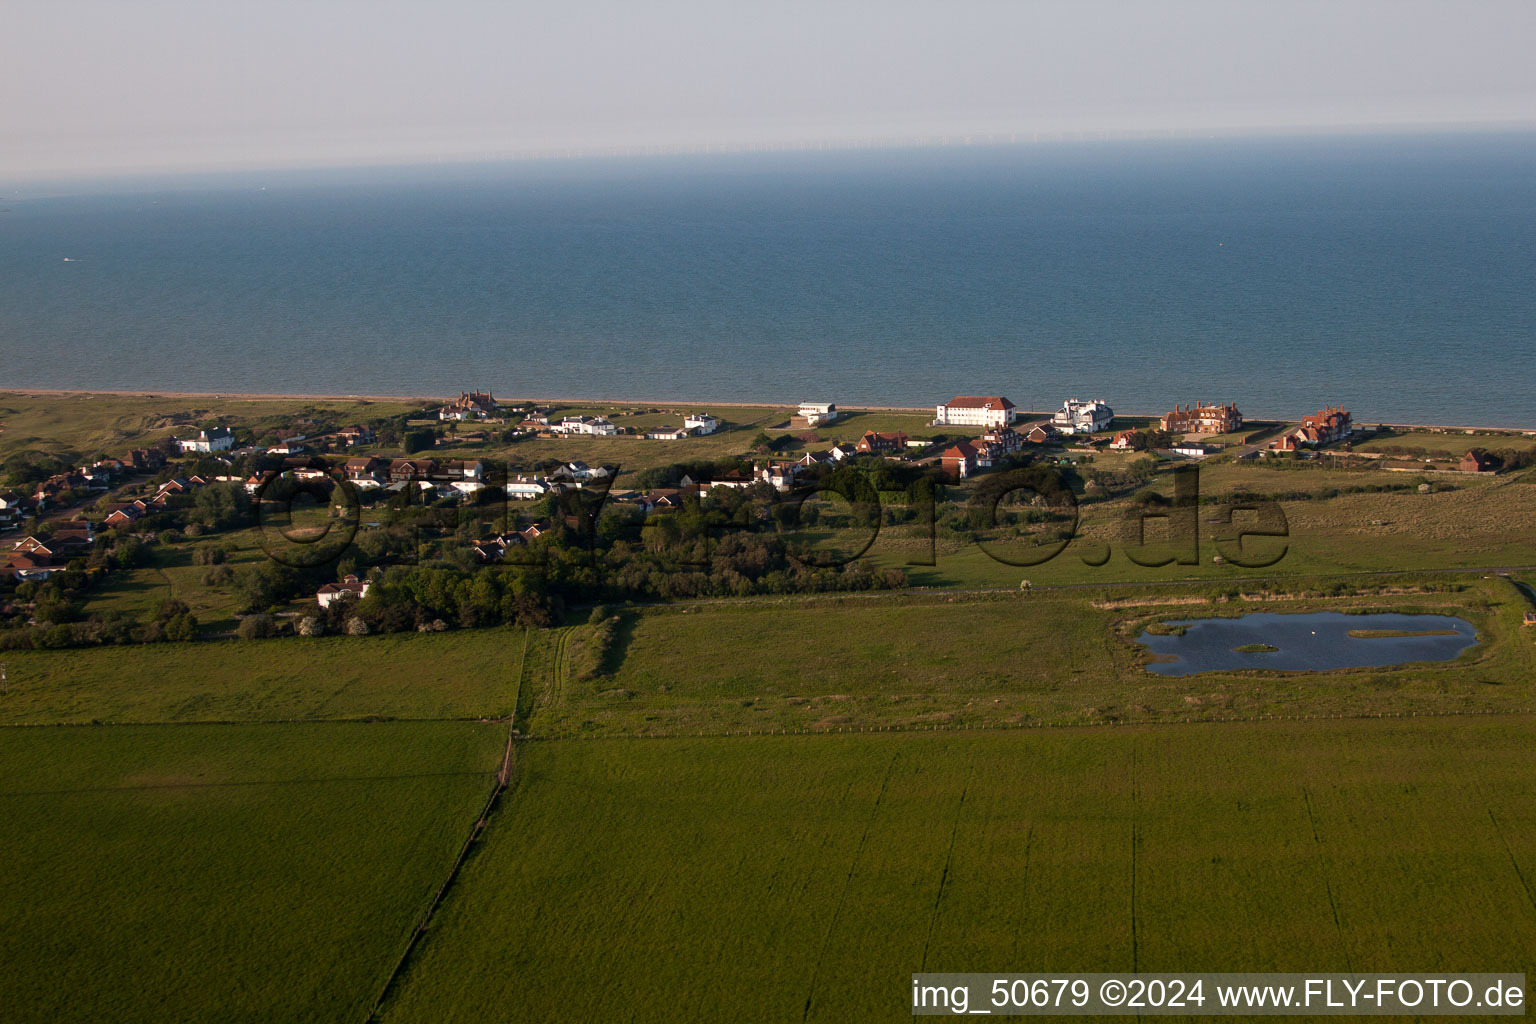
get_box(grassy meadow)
[523,578,1536,737]
[0,628,523,724]
[0,720,504,1024]
[380,718,1536,1023]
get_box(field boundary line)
[363,717,519,1023]
[523,705,1536,742]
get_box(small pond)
[1135,612,1478,676]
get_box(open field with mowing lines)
[0,720,505,1024]
[380,718,1536,1023]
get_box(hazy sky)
[7,0,1536,180]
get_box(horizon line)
[7,116,1536,193]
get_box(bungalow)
[0,492,25,512]
[828,444,860,461]
[1026,424,1062,445]
[316,574,370,608]
[702,469,756,490]
[1524,611,1536,627]
[103,506,145,528]
[554,416,618,437]
[1052,398,1114,435]
[1171,441,1221,458]
[934,395,1017,429]
[798,450,833,467]
[176,427,234,453]
[643,489,688,512]
[2,553,56,581]
[266,439,307,456]
[684,413,721,434]
[857,431,909,454]
[335,425,376,447]
[645,425,690,441]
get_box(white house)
[1052,398,1114,435]
[934,396,1018,429]
[684,413,721,434]
[176,427,234,453]
[505,477,549,500]
[316,574,369,608]
[554,417,618,437]
[1171,441,1221,458]
[645,425,690,440]
[796,402,839,427]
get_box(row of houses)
[1269,407,1354,451]
[4,521,96,580]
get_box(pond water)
[1135,612,1479,676]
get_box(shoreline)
[1,388,1531,435]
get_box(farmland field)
[0,720,504,1023]
[525,578,1535,737]
[0,628,524,724]
[380,718,1536,1023]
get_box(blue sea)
[3,133,1534,425]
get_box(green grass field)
[380,718,1536,1022]
[0,720,504,1023]
[525,579,1534,737]
[0,628,523,724]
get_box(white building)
[554,417,618,437]
[316,575,370,608]
[505,477,549,500]
[934,396,1018,429]
[684,413,720,434]
[1052,398,1114,435]
[176,427,234,453]
[645,425,690,440]
[797,402,839,426]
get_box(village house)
[1160,402,1243,434]
[1052,398,1114,435]
[1026,423,1062,445]
[1270,406,1353,451]
[438,391,500,421]
[388,458,437,483]
[344,457,387,488]
[1460,450,1496,474]
[504,476,549,500]
[128,448,166,472]
[939,440,985,479]
[316,574,370,608]
[755,460,805,491]
[1524,611,1536,627]
[1109,430,1138,451]
[856,431,909,454]
[793,402,839,428]
[828,443,860,461]
[334,425,376,447]
[176,427,234,453]
[684,413,721,434]
[266,439,307,456]
[977,427,1020,453]
[645,425,690,440]
[934,395,1018,429]
[554,416,618,437]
